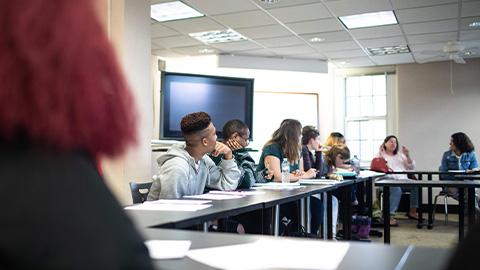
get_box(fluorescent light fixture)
[367,45,410,56]
[309,37,325,43]
[198,48,214,54]
[189,29,247,44]
[469,21,480,28]
[339,11,398,29]
[151,1,203,22]
[260,0,280,3]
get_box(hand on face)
[401,146,410,157]
[211,141,233,160]
[226,138,243,151]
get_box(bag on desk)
[370,157,393,173]
[351,215,371,239]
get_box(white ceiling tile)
[313,40,361,51]
[286,18,344,34]
[370,53,414,65]
[269,45,317,56]
[462,1,480,17]
[300,31,353,43]
[331,57,376,67]
[151,23,179,38]
[230,49,276,57]
[396,4,458,24]
[460,30,480,41]
[152,35,203,48]
[350,25,403,39]
[292,53,328,60]
[151,43,164,50]
[163,17,225,34]
[460,17,480,30]
[254,36,305,48]
[323,49,367,58]
[402,19,458,35]
[359,36,407,48]
[409,42,446,53]
[182,0,258,16]
[462,40,480,48]
[412,53,449,63]
[210,40,262,52]
[324,0,393,17]
[391,0,457,9]
[407,32,457,44]
[152,49,185,58]
[212,10,277,28]
[268,3,332,23]
[236,25,292,39]
[257,0,320,10]
[171,45,222,56]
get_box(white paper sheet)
[253,182,305,190]
[145,199,212,204]
[299,179,339,185]
[145,240,191,259]
[358,171,385,178]
[187,239,350,270]
[209,190,266,195]
[183,193,245,200]
[124,203,211,211]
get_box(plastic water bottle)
[281,158,290,183]
[351,155,360,174]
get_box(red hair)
[0,0,136,157]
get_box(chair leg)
[444,196,448,225]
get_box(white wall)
[397,59,480,171]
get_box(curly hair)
[324,144,350,167]
[265,119,302,163]
[0,0,136,157]
[451,132,475,154]
[222,119,248,140]
[301,126,319,146]
[180,112,212,135]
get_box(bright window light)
[189,29,247,44]
[151,1,204,22]
[339,11,398,29]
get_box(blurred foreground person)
[0,0,153,269]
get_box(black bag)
[280,217,318,238]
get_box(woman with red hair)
[0,0,153,268]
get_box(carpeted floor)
[370,213,460,248]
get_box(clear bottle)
[281,158,290,183]
[351,155,361,174]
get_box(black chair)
[129,182,153,204]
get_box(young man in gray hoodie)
[148,112,241,199]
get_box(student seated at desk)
[323,132,346,152]
[255,119,321,235]
[439,132,479,199]
[148,112,241,200]
[0,0,153,268]
[377,135,419,226]
[301,126,339,236]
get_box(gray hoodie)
[147,144,241,200]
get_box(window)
[344,74,387,162]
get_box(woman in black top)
[0,0,153,269]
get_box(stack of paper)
[299,179,339,185]
[124,199,212,211]
[253,182,304,190]
[183,193,245,200]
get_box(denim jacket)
[439,150,479,172]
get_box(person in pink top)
[378,135,419,226]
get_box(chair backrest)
[129,182,153,204]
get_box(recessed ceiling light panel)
[309,37,325,43]
[469,21,480,28]
[339,11,398,29]
[367,45,410,56]
[151,1,204,22]
[189,29,247,44]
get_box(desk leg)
[383,186,390,244]
[203,222,208,232]
[300,198,306,229]
[459,188,465,241]
[468,187,475,231]
[417,186,424,229]
[306,196,311,233]
[327,192,333,239]
[358,181,366,209]
[274,204,280,237]
[341,186,352,240]
[366,178,373,218]
[428,174,433,229]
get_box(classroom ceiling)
[150,0,480,68]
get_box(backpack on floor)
[351,215,371,239]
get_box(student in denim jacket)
[439,132,479,198]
